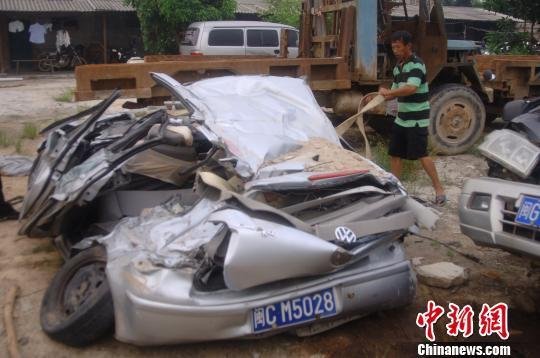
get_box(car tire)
[429,84,485,155]
[40,245,114,346]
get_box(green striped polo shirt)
[391,55,430,128]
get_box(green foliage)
[126,0,237,54]
[262,0,302,28]
[443,0,473,6]
[0,130,11,147]
[371,136,420,183]
[53,88,74,102]
[485,19,535,54]
[15,138,22,154]
[484,0,540,24]
[21,123,39,140]
[484,0,540,44]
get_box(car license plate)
[252,288,337,333]
[515,196,540,227]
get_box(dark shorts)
[388,122,428,160]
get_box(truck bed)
[74,56,352,101]
[474,55,540,99]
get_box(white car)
[180,21,299,58]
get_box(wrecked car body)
[459,97,540,259]
[19,92,209,255]
[104,170,416,345]
[35,74,435,346]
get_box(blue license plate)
[252,288,337,333]
[515,196,540,227]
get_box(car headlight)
[469,193,491,211]
[479,129,540,178]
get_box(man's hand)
[364,93,375,103]
[378,87,394,100]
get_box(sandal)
[434,194,447,206]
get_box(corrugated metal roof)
[0,0,268,14]
[88,0,133,12]
[0,1,519,19]
[236,0,269,14]
[392,5,520,22]
[0,0,133,13]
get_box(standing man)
[379,30,446,205]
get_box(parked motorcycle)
[38,44,87,72]
[459,97,540,259]
[109,46,139,63]
[482,97,540,183]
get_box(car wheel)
[429,84,485,155]
[40,245,114,346]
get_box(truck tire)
[40,245,114,346]
[429,84,485,155]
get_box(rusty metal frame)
[475,55,540,99]
[75,57,351,101]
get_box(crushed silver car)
[19,91,210,256]
[37,74,436,346]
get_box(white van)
[180,21,299,58]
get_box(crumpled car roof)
[162,74,341,178]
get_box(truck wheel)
[40,245,114,346]
[429,84,485,155]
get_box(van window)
[181,28,200,46]
[287,30,299,48]
[208,29,244,46]
[247,29,279,47]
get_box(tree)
[484,18,534,54]
[263,0,302,28]
[484,0,540,43]
[126,0,237,54]
[443,0,473,6]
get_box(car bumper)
[459,177,540,258]
[108,245,416,345]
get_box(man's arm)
[380,67,423,100]
[379,84,417,100]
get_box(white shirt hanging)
[56,30,71,51]
[29,23,46,44]
[8,20,24,33]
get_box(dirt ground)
[0,76,539,357]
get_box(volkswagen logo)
[335,226,357,243]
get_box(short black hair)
[391,30,413,45]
